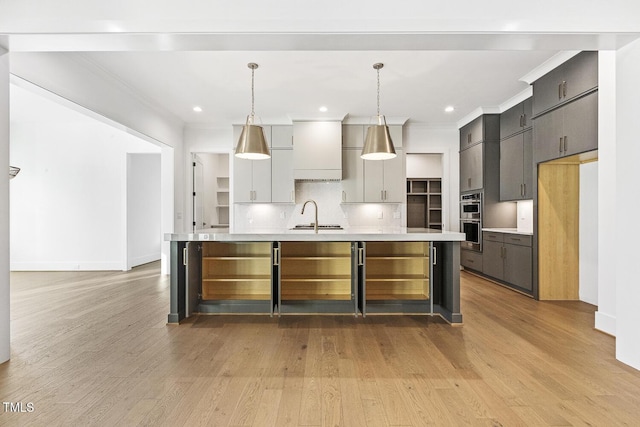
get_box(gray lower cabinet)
[533,91,598,164]
[482,239,503,279]
[460,249,482,272]
[482,232,532,292]
[500,129,532,200]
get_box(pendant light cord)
[251,66,255,119]
[376,67,381,117]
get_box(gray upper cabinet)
[532,51,598,117]
[500,129,532,200]
[459,115,500,150]
[459,143,483,193]
[533,91,598,164]
[500,98,532,140]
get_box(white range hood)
[293,121,342,180]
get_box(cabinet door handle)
[384,190,387,200]
[520,183,524,197]
[273,247,280,266]
[432,246,437,266]
[468,133,471,144]
[381,190,384,201]
[468,177,471,188]
[183,247,187,266]
[503,246,507,258]
[558,83,562,99]
[519,114,523,127]
[358,247,364,266]
[559,137,563,154]
[342,190,346,203]
[562,81,567,98]
[522,114,526,127]
[522,183,526,197]
[563,136,567,153]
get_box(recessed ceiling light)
[445,106,455,113]
[319,106,328,112]
[193,106,203,113]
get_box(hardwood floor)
[2,263,640,426]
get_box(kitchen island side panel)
[168,240,186,323]
[436,241,462,323]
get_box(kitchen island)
[165,227,465,324]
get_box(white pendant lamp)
[235,63,270,160]
[361,63,397,161]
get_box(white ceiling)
[74,49,558,127]
[3,1,640,130]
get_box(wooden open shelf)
[201,242,272,301]
[365,242,430,301]
[280,242,352,301]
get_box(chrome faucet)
[301,199,319,233]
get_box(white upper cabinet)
[233,125,272,203]
[342,124,404,203]
[293,121,342,180]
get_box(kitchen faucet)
[301,199,319,233]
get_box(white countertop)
[165,227,465,242]
[482,228,533,236]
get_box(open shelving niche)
[199,241,275,314]
[214,176,230,226]
[278,241,358,314]
[359,241,434,315]
[406,178,442,230]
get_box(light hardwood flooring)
[2,263,640,426]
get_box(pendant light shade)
[235,63,270,160]
[362,63,397,161]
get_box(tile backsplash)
[232,181,405,232]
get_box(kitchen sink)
[291,224,343,230]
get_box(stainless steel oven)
[460,193,482,251]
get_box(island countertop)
[165,227,465,242]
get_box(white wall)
[1,48,10,364]
[10,84,160,271]
[596,51,618,336]
[579,161,598,305]
[184,125,233,232]
[127,153,161,268]
[10,54,184,273]
[406,153,443,178]
[615,38,640,369]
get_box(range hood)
[293,121,342,180]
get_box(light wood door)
[538,163,579,300]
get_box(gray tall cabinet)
[500,98,533,201]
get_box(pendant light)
[9,166,20,180]
[235,63,270,160]
[361,63,397,160]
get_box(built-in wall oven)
[460,192,482,251]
